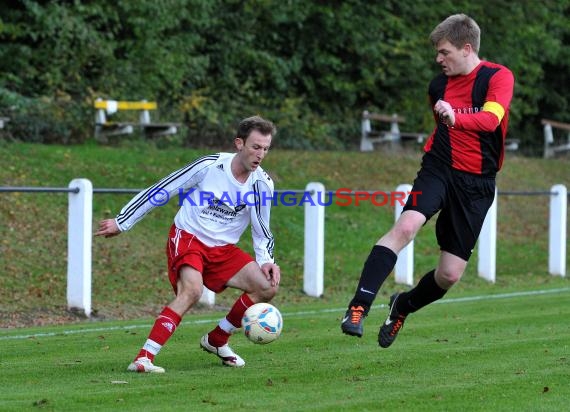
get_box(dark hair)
[236,115,277,141]
[429,14,481,54]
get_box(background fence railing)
[1,181,567,317]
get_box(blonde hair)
[429,14,481,54]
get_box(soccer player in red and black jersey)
[341,14,514,347]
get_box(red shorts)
[166,224,254,294]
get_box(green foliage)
[0,88,87,143]
[0,0,568,152]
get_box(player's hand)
[95,219,121,238]
[434,99,455,127]
[261,263,281,287]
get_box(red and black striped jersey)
[424,61,515,176]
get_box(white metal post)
[478,188,498,282]
[549,184,567,276]
[303,182,325,297]
[67,178,93,316]
[394,184,414,285]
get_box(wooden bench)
[542,118,570,158]
[94,99,179,142]
[360,111,426,151]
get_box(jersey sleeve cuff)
[115,218,127,232]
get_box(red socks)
[135,294,256,360]
[208,293,254,347]
[227,293,255,327]
[136,306,181,361]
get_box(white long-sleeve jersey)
[115,153,275,266]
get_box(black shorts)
[402,155,496,261]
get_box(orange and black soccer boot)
[341,305,366,337]
[378,293,407,348]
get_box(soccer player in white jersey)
[95,116,280,372]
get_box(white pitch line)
[1,287,569,341]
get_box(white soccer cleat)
[200,335,245,367]
[127,356,166,373]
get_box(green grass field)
[1,287,569,411]
[0,141,569,410]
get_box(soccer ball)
[242,303,283,344]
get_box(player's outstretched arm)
[95,219,121,238]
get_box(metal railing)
[1,181,567,317]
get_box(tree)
[0,0,567,152]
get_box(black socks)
[396,269,447,315]
[349,245,397,313]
